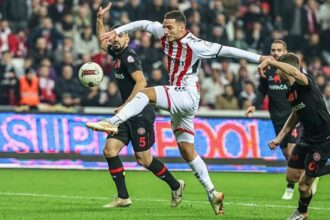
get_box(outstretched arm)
[259,59,308,85]
[96,2,112,51]
[100,20,164,43]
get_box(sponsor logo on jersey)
[115,73,124,79]
[127,55,135,63]
[268,84,288,90]
[170,57,184,66]
[292,102,306,111]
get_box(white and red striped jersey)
[115,20,261,86]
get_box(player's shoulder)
[123,48,141,64]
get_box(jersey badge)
[313,152,321,161]
[137,127,146,135]
[113,59,121,69]
[127,55,135,63]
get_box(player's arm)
[100,20,164,42]
[189,38,270,64]
[268,111,299,149]
[259,59,308,85]
[96,2,112,51]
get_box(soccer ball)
[78,62,104,87]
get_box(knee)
[298,182,311,195]
[103,147,117,158]
[286,174,300,183]
[135,154,152,168]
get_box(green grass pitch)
[0,169,329,220]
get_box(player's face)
[112,33,129,51]
[271,43,287,60]
[163,19,185,42]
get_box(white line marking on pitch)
[0,192,329,211]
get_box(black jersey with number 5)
[287,73,330,143]
[107,46,154,117]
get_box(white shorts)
[154,85,200,143]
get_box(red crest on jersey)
[288,91,298,101]
[113,59,121,69]
[273,74,280,83]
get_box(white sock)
[109,92,149,125]
[188,155,215,199]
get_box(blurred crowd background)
[0,0,330,112]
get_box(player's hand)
[268,138,281,150]
[97,2,112,19]
[100,31,117,43]
[244,106,256,118]
[258,58,273,78]
[259,55,274,63]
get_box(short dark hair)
[164,10,186,25]
[278,53,300,69]
[272,39,287,51]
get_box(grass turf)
[0,169,329,220]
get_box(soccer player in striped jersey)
[87,8,270,215]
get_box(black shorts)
[288,140,329,177]
[274,124,298,149]
[107,115,155,152]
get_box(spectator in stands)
[74,2,92,30]
[29,17,64,51]
[283,0,308,51]
[100,81,122,107]
[0,19,12,53]
[315,73,328,92]
[19,68,40,109]
[81,86,101,106]
[319,0,330,30]
[321,20,330,65]
[57,13,77,38]
[74,25,99,56]
[305,0,320,34]
[238,80,256,109]
[55,65,83,106]
[2,0,28,33]
[201,63,224,108]
[48,0,70,25]
[215,84,239,110]
[8,28,28,58]
[29,37,54,66]
[125,0,144,21]
[0,51,20,105]
[144,0,166,22]
[148,68,167,87]
[38,64,56,104]
[28,5,48,30]
[303,33,322,64]
[229,28,248,50]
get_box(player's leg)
[129,117,184,207]
[86,86,162,133]
[102,124,132,208]
[172,113,224,215]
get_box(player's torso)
[265,68,291,124]
[161,33,200,86]
[288,77,330,142]
[112,48,155,117]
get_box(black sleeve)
[298,72,313,91]
[252,77,268,108]
[122,52,143,75]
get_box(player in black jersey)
[94,3,184,208]
[260,53,330,220]
[245,40,301,200]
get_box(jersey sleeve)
[187,36,222,59]
[115,20,164,39]
[122,52,143,74]
[298,72,313,90]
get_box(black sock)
[287,183,295,189]
[298,193,313,213]
[106,156,129,199]
[147,157,180,191]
